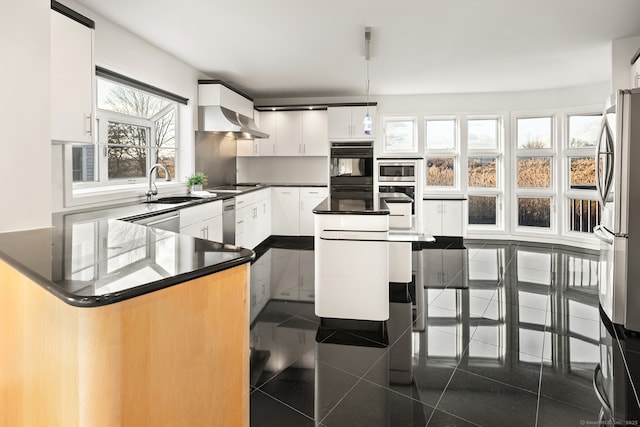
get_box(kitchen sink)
[145,196,203,204]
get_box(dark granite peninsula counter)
[0,218,253,306]
[0,216,253,426]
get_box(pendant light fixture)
[363,26,373,135]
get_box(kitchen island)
[0,217,253,427]
[313,193,433,324]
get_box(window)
[72,76,178,186]
[426,118,458,189]
[467,118,503,229]
[515,116,555,231]
[565,114,602,234]
[382,116,417,153]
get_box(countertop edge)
[0,245,255,308]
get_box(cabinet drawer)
[180,201,222,228]
[300,187,328,198]
[236,188,270,207]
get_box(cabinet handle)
[237,220,244,224]
[309,191,319,194]
[303,144,306,154]
[84,113,92,136]
[263,203,266,213]
[204,226,209,239]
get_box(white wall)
[52,0,208,213]
[612,36,640,92]
[0,0,52,232]
[237,157,328,185]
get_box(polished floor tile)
[249,240,628,426]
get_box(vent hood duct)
[197,105,269,139]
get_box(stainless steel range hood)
[197,105,269,139]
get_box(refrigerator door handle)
[596,116,615,207]
[594,225,614,245]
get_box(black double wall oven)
[329,141,374,198]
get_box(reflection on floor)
[249,239,640,426]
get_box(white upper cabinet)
[276,111,303,156]
[328,106,376,140]
[257,111,278,156]
[253,110,328,157]
[50,7,95,143]
[302,110,328,156]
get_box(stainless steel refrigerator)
[595,88,640,331]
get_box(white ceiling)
[74,0,640,99]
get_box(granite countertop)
[313,195,390,215]
[0,218,253,307]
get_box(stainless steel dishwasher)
[222,197,235,244]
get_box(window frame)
[425,116,460,191]
[381,115,418,154]
[562,111,603,236]
[466,116,505,231]
[513,114,557,234]
[61,74,183,209]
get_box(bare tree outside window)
[99,79,177,180]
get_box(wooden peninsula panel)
[0,260,249,427]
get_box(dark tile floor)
[249,239,640,426]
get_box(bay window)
[425,118,458,189]
[514,116,555,231]
[467,118,503,229]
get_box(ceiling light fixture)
[363,26,373,135]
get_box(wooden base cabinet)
[0,260,250,427]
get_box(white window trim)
[512,112,558,235]
[466,115,506,232]
[381,115,418,154]
[425,116,460,191]
[560,109,603,237]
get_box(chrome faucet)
[146,163,171,201]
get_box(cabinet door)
[302,110,328,156]
[276,111,303,156]
[441,200,463,236]
[272,188,300,235]
[235,206,247,247]
[204,215,223,242]
[180,222,204,239]
[327,107,354,139]
[257,111,277,156]
[299,188,328,236]
[51,9,94,143]
[633,60,640,89]
[256,197,272,244]
[423,200,443,235]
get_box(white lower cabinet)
[179,201,223,241]
[236,189,271,248]
[423,199,464,236]
[272,187,329,236]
